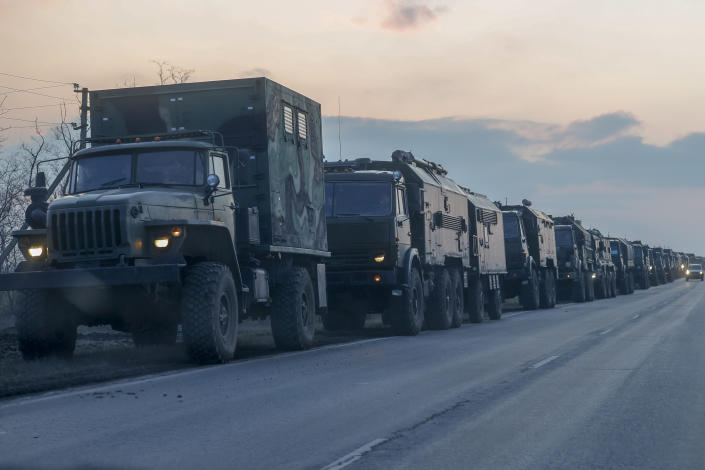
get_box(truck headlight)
[154,238,170,248]
[686,270,690,275]
[28,247,44,257]
[591,273,596,279]
[374,254,385,263]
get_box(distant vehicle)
[552,216,596,302]
[0,78,329,363]
[500,201,557,310]
[664,249,675,282]
[686,264,704,281]
[630,241,651,290]
[589,229,617,298]
[652,248,667,285]
[608,238,635,295]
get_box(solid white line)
[0,337,393,410]
[633,314,640,319]
[600,328,613,335]
[531,355,560,369]
[321,439,387,470]
[503,311,525,319]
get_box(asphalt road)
[1,280,703,470]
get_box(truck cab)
[609,238,635,294]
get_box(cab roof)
[73,140,215,158]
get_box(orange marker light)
[135,137,141,142]
[171,227,182,237]
[373,274,382,282]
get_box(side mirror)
[203,174,220,205]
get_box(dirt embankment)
[0,319,382,400]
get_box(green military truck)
[608,238,635,294]
[500,201,557,310]
[552,216,596,302]
[588,228,617,298]
[0,78,329,363]
[324,151,503,334]
[630,241,651,289]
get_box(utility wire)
[0,84,73,101]
[0,116,62,125]
[0,71,74,86]
[2,103,73,111]
[0,84,66,96]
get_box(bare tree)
[151,60,195,85]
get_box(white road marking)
[0,337,393,410]
[600,328,613,335]
[321,439,387,470]
[531,355,560,369]
[633,314,640,319]
[503,311,525,319]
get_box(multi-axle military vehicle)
[0,78,329,363]
[500,201,557,310]
[630,241,651,290]
[663,248,675,282]
[552,216,596,302]
[608,238,635,295]
[652,248,667,284]
[587,229,616,298]
[324,151,505,333]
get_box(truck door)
[395,185,411,260]
[206,152,236,237]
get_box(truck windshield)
[502,213,520,239]
[325,182,392,217]
[72,149,206,193]
[555,228,573,247]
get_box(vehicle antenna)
[338,96,342,161]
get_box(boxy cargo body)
[630,241,651,289]
[90,78,326,253]
[500,202,557,310]
[589,229,617,298]
[0,78,330,363]
[609,238,635,294]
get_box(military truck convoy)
[0,77,697,364]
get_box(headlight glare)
[374,254,385,263]
[28,247,44,257]
[154,238,169,248]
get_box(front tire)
[271,266,316,350]
[487,286,503,320]
[520,269,540,310]
[182,262,238,364]
[450,270,464,328]
[16,289,77,360]
[391,268,424,335]
[468,276,486,323]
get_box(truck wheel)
[428,269,453,330]
[181,262,238,364]
[520,269,540,310]
[468,277,486,322]
[16,289,77,360]
[488,286,503,320]
[598,277,607,299]
[573,275,586,302]
[391,268,424,335]
[271,266,316,350]
[450,270,464,328]
[586,275,595,301]
[542,270,556,308]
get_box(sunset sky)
[1,0,704,252]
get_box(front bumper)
[557,270,579,280]
[327,269,398,288]
[686,272,704,280]
[0,264,181,291]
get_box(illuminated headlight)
[591,273,597,279]
[374,254,385,263]
[649,266,653,270]
[686,270,690,275]
[154,238,170,248]
[681,264,685,269]
[28,247,44,257]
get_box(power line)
[0,84,74,101]
[2,103,74,111]
[2,124,57,129]
[0,84,67,96]
[0,116,62,125]
[0,71,74,86]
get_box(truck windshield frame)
[502,213,521,239]
[325,181,393,217]
[555,228,574,247]
[70,148,207,194]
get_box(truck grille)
[49,207,124,258]
[328,252,376,270]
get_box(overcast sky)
[1,0,704,253]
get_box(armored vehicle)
[608,238,635,294]
[0,78,329,363]
[652,248,666,284]
[324,151,505,333]
[630,241,651,289]
[500,201,557,310]
[552,216,595,302]
[588,229,617,298]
